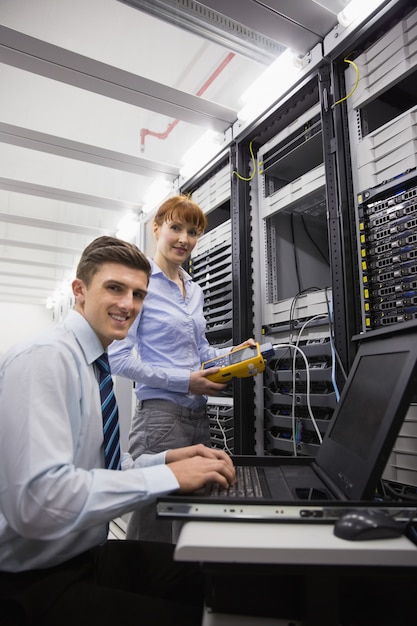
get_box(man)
[0,236,235,626]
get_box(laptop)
[157,320,417,523]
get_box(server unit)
[357,172,417,330]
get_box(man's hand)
[166,444,236,493]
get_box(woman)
[109,195,254,542]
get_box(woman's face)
[154,217,200,266]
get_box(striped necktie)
[95,353,121,470]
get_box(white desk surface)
[175,521,417,567]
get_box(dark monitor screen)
[329,351,407,460]
[316,323,417,500]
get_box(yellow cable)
[332,57,360,108]
[232,140,256,181]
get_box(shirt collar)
[64,309,105,366]
[150,258,192,283]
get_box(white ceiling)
[0,0,341,307]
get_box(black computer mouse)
[333,509,405,541]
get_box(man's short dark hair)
[76,236,151,286]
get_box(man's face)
[72,262,148,348]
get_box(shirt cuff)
[121,450,167,470]
[141,463,180,494]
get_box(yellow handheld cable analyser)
[201,342,269,383]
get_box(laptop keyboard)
[208,465,264,498]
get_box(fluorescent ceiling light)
[142,178,174,214]
[179,130,224,180]
[312,0,347,15]
[237,49,302,122]
[45,277,74,310]
[337,0,385,27]
[116,212,141,242]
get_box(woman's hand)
[230,338,257,352]
[189,368,227,395]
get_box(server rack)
[181,160,242,453]
[344,5,417,333]
[176,1,417,479]
[188,216,235,452]
[341,3,417,494]
[236,64,352,458]
[181,144,259,453]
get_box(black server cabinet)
[249,69,349,457]
[182,158,256,454]
[340,3,417,494]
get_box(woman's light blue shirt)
[109,260,228,409]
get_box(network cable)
[273,341,323,456]
[214,405,233,456]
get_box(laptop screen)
[316,324,417,500]
[329,351,407,460]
